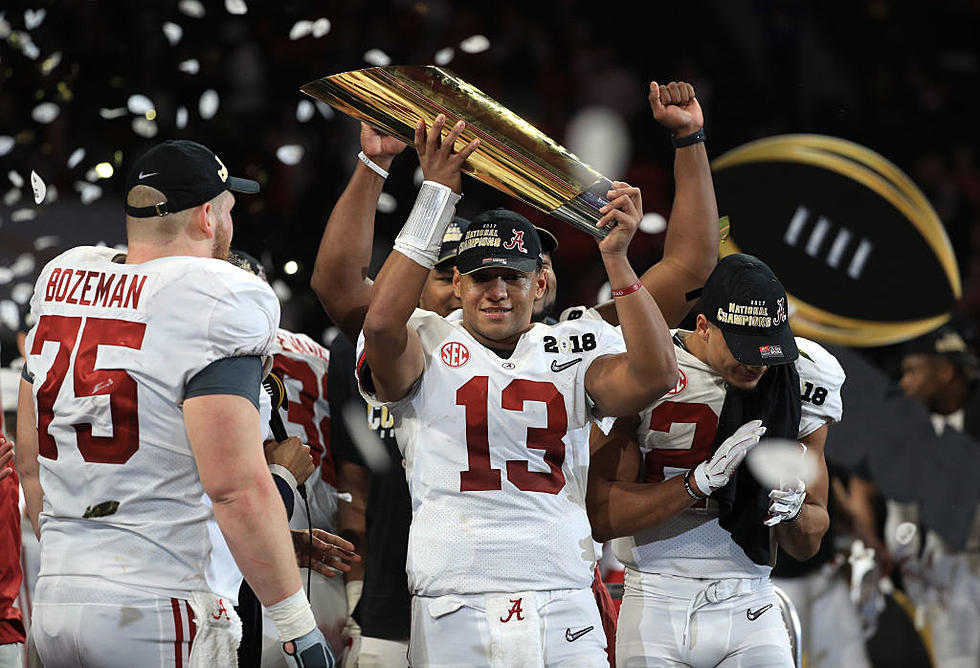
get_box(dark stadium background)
[1,0,978,373]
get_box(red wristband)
[611,281,642,298]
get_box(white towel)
[486,592,543,668]
[187,591,243,668]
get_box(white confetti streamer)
[33,235,59,250]
[75,182,103,205]
[40,51,62,75]
[0,269,12,286]
[20,34,40,60]
[8,171,23,188]
[31,102,59,124]
[315,101,334,119]
[0,136,13,157]
[127,94,154,115]
[460,34,490,54]
[24,8,46,30]
[225,0,247,15]
[363,49,391,66]
[176,106,189,129]
[10,209,36,222]
[11,283,33,305]
[3,189,21,206]
[11,253,39,275]
[377,192,397,214]
[434,47,454,65]
[311,18,330,37]
[178,58,199,74]
[276,145,304,165]
[199,89,219,120]
[67,147,85,168]
[162,21,183,45]
[0,14,10,39]
[99,107,127,120]
[30,170,46,204]
[178,0,205,18]
[296,99,314,123]
[132,117,158,138]
[0,301,20,331]
[289,20,312,40]
[639,212,667,235]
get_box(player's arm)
[15,377,42,538]
[772,424,831,560]
[587,417,698,541]
[594,80,717,328]
[311,123,406,343]
[584,183,677,417]
[362,115,478,402]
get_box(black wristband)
[684,469,708,500]
[672,127,705,148]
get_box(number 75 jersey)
[23,246,279,598]
[357,309,625,597]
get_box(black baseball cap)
[124,140,260,218]
[435,217,470,267]
[902,324,975,367]
[535,226,558,255]
[456,208,543,275]
[700,253,798,366]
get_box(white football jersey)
[357,309,626,596]
[613,332,845,578]
[271,329,338,532]
[23,246,279,599]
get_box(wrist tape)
[393,180,461,269]
[267,587,317,642]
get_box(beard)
[211,222,232,260]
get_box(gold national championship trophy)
[301,66,615,239]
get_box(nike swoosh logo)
[551,358,582,373]
[746,603,773,621]
[565,626,594,642]
[138,171,159,179]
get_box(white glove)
[342,580,363,668]
[764,480,806,526]
[692,419,766,495]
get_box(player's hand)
[691,419,766,495]
[283,627,336,668]
[265,437,315,485]
[764,480,806,526]
[0,436,13,482]
[359,122,405,170]
[292,528,360,578]
[414,113,479,194]
[649,81,703,138]
[596,181,642,256]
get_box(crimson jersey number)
[32,315,146,463]
[456,376,567,494]
[272,356,336,485]
[645,401,717,500]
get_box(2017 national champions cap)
[455,208,543,275]
[435,217,470,267]
[124,140,260,218]
[700,253,798,366]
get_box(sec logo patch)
[667,368,687,395]
[441,342,469,368]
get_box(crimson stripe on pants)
[185,601,197,653]
[171,598,184,668]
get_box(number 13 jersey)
[613,331,845,579]
[24,246,279,599]
[357,309,625,597]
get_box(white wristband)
[267,587,317,642]
[393,180,461,270]
[357,151,389,179]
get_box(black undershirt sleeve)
[185,356,262,409]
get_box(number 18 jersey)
[24,246,279,599]
[357,309,625,596]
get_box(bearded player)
[588,253,845,667]
[16,140,334,667]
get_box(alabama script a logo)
[503,230,526,253]
[499,598,524,623]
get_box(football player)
[587,253,845,667]
[15,140,338,667]
[356,113,678,667]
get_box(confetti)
[199,89,219,120]
[162,21,183,46]
[311,18,330,38]
[315,101,334,119]
[0,301,20,331]
[30,170,46,204]
[75,182,103,205]
[176,106,189,129]
[31,101,59,123]
[3,189,21,206]
[33,235,59,250]
[67,147,85,168]
[434,48,454,66]
[178,0,205,18]
[8,171,23,188]
[289,20,312,40]
[0,136,13,157]
[178,58,200,75]
[24,8,46,30]
[296,99,314,123]
[40,51,62,75]
[413,165,424,186]
[44,183,58,203]
[272,280,292,301]
[10,253,35,277]
[127,94,154,115]
[363,49,391,66]
[19,33,40,60]
[99,107,127,120]
[225,0,248,15]
[639,212,667,235]
[132,117,158,138]
[10,208,36,222]
[276,144,304,165]
[11,283,33,305]
[377,192,397,214]
[0,269,12,286]
[460,35,490,54]
[0,15,10,39]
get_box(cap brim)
[227,176,260,194]
[457,256,540,275]
[535,226,558,254]
[721,325,799,366]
